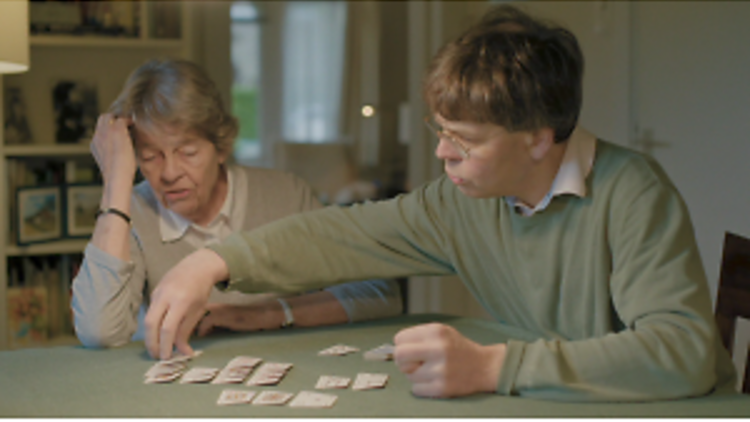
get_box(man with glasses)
[143,5,735,402]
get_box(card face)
[352,373,389,390]
[212,367,253,384]
[144,360,186,383]
[226,356,262,369]
[163,349,203,365]
[217,389,256,406]
[144,361,186,378]
[246,362,293,386]
[179,367,220,384]
[144,371,183,384]
[252,390,294,406]
[363,344,395,361]
[318,344,360,356]
[288,391,338,408]
[315,375,351,390]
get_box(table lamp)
[0,0,30,74]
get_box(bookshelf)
[0,1,193,350]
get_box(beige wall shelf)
[4,143,91,157]
[5,239,90,258]
[31,35,183,49]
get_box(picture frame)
[16,185,63,245]
[64,183,102,238]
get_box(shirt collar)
[158,166,233,242]
[506,126,596,216]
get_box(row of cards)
[218,389,336,408]
[216,372,390,408]
[318,343,395,361]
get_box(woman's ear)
[527,128,555,162]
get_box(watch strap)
[277,298,294,328]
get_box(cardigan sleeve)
[71,233,147,348]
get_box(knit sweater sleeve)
[209,180,455,295]
[71,232,147,348]
[498,177,722,401]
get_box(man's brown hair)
[424,5,583,142]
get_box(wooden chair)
[715,231,750,394]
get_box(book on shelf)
[6,254,82,348]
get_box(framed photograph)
[52,79,99,144]
[65,183,102,238]
[16,186,63,245]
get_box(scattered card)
[363,344,395,361]
[318,344,360,356]
[226,356,263,369]
[252,390,295,406]
[163,349,203,365]
[144,371,183,384]
[144,360,187,384]
[179,367,220,384]
[288,391,338,408]
[352,373,389,390]
[217,389,256,406]
[212,356,264,384]
[315,375,351,390]
[246,362,293,386]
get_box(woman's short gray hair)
[109,59,238,155]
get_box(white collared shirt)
[157,165,247,248]
[505,126,597,217]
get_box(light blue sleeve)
[71,241,146,348]
[324,278,403,323]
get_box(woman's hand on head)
[90,113,137,189]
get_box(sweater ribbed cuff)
[497,339,526,395]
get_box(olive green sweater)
[210,140,736,402]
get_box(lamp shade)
[0,0,30,74]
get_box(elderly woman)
[71,59,402,348]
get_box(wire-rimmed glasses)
[423,117,471,159]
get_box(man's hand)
[196,300,284,337]
[393,323,506,398]
[145,248,229,360]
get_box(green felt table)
[1,313,749,417]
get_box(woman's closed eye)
[180,147,199,157]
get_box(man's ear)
[527,128,555,161]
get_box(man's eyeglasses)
[423,117,471,159]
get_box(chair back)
[715,231,750,394]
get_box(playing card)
[144,371,183,384]
[363,344,395,361]
[352,373,389,390]
[144,361,186,379]
[288,391,338,408]
[179,367,220,384]
[226,356,262,369]
[317,344,360,356]
[162,349,203,365]
[315,375,351,389]
[217,389,256,406]
[246,362,293,386]
[252,390,294,406]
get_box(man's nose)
[434,137,462,162]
